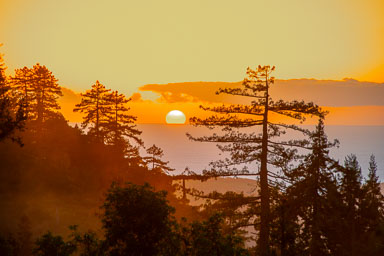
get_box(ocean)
[138,124,384,180]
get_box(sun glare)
[165,110,186,124]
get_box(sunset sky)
[1,0,384,124]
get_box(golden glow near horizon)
[165,110,186,124]
[0,0,384,97]
[1,0,384,125]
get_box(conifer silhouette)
[143,144,174,174]
[103,90,142,147]
[0,49,25,144]
[12,64,62,123]
[189,66,323,255]
[285,117,339,255]
[73,80,111,142]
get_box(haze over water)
[139,124,384,180]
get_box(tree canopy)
[11,64,62,123]
[189,65,324,255]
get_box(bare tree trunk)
[96,88,100,142]
[258,71,270,255]
[115,92,118,143]
[310,132,321,256]
[37,91,43,124]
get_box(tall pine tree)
[11,64,62,123]
[189,66,323,255]
[360,155,384,255]
[0,49,25,144]
[284,117,339,256]
[339,155,364,256]
[103,90,142,147]
[73,80,111,142]
[11,67,34,117]
[31,64,62,123]
[143,144,174,174]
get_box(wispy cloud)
[139,79,384,107]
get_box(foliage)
[338,155,364,256]
[101,182,177,256]
[103,90,142,147]
[2,53,384,256]
[73,80,111,142]
[360,155,384,255]
[74,84,142,158]
[27,183,249,256]
[11,63,62,123]
[189,65,323,255]
[68,225,103,256]
[181,214,250,256]
[282,118,339,256]
[0,49,25,144]
[0,233,20,256]
[143,144,174,174]
[32,231,76,256]
[269,192,303,256]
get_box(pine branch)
[268,122,312,136]
[190,115,263,128]
[186,131,262,143]
[267,139,312,149]
[200,104,264,116]
[216,87,265,98]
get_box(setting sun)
[165,110,186,124]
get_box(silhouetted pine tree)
[143,144,174,174]
[11,64,62,123]
[360,155,384,255]
[11,67,34,117]
[0,49,25,144]
[189,66,323,255]
[269,191,302,256]
[73,80,111,142]
[10,66,34,117]
[338,155,364,256]
[321,173,345,255]
[199,190,259,234]
[284,117,339,256]
[103,90,142,148]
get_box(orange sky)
[1,0,384,125]
[1,0,384,92]
[59,80,384,126]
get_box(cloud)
[130,92,144,102]
[139,82,246,104]
[139,79,384,107]
[271,79,384,106]
[59,80,384,125]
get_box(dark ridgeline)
[188,65,323,255]
[0,48,383,256]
